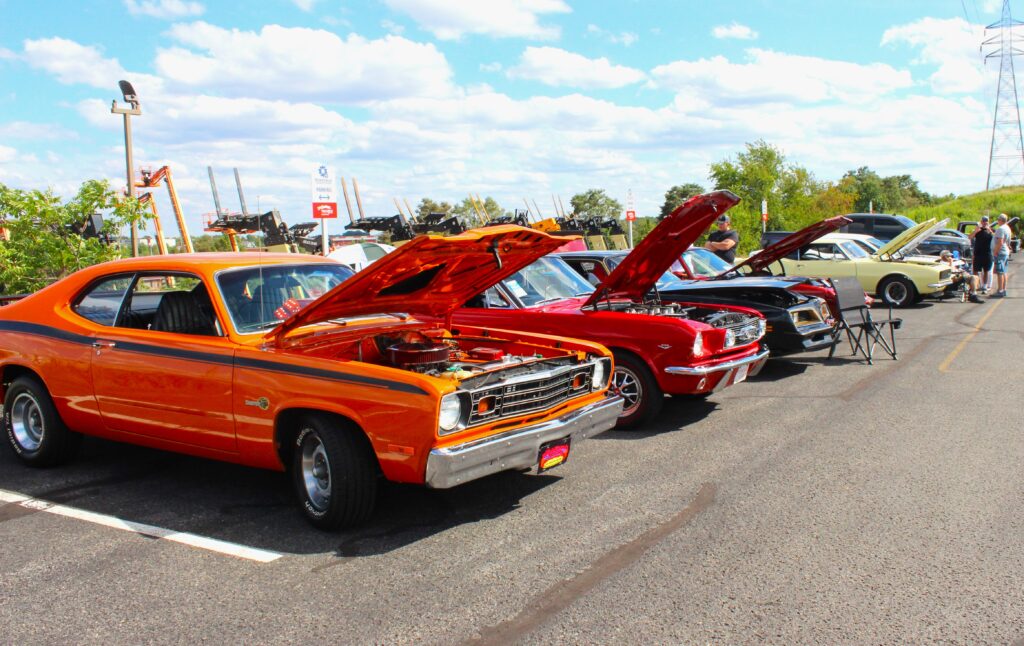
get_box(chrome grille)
[467,364,594,426]
[719,314,764,344]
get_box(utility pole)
[111,80,141,257]
[984,0,1024,189]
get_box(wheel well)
[608,347,655,375]
[1,365,43,401]
[274,408,376,470]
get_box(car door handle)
[92,340,116,350]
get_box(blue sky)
[0,0,1010,238]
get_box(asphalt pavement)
[1,269,1023,644]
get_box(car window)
[894,215,916,228]
[846,219,870,235]
[216,263,354,334]
[839,241,868,259]
[73,275,134,326]
[805,243,844,260]
[120,273,220,336]
[504,257,594,307]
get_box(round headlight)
[693,331,704,357]
[724,328,736,348]
[438,393,463,433]
[592,360,606,391]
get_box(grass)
[904,186,1024,227]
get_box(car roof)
[87,252,335,274]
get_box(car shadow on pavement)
[596,396,719,441]
[748,359,810,382]
[0,437,559,557]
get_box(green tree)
[451,196,506,226]
[842,167,886,213]
[414,198,453,220]
[190,234,233,252]
[0,180,147,293]
[708,140,821,251]
[570,189,623,219]
[659,183,705,218]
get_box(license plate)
[538,438,571,472]
[734,364,749,384]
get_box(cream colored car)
[778,219,954,306]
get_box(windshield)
[605,255,688,291]
[680,247,734,277]
[895,215,915,228]
[504,257,594,306]
[216,263,354,334]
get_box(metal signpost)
[111,80,141,257]
[311,165,338,255]
[625,189,636,248]
[761,198,768,233]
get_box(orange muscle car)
[0,226,622,529]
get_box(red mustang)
[453,191,768,428]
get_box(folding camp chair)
[827,277,901,365]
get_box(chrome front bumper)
[927,279,954,290]
[663,348,770,377]
[424,395,624,489]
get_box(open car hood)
[582,190,740,308]
[724,215,851,277]
[874,218,938,258]
[888,218,948,257]
[264,225,574,345]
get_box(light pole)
[111,80,141,257]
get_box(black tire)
[290,414,378,530]
[3,375,80,467]
[611,351,663,429]
[877,276,917,308]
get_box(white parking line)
[0,489,282,563]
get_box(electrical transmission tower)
[984,0,1024,190]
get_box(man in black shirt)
[705,214,739,263]
[970,215,994,294]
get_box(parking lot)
[2,271,1023,644]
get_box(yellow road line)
[938,298,1006,373]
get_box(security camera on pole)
[311,165,338,255]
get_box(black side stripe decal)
[0,320,428,395]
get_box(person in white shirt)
[990,213,1013,298]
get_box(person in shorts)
[991,213,1012,297]
[970,215,994,293]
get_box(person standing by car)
[705,214,739,264]
[991,213,1012,297]
[970,215,994,294]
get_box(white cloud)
[480,62,503,72]
[124,0,204,18]
[382,0,570,40]
[586,24,638,46]
[0,121,78,141]
[881,17,986,94]
[381,19,406,34]
[651,49,912,104]
[0,145,16,163]
[712,22,758,40]
[23,38,127,87]
[155,22,454,103]
[0,47,16,60]
[291,0,318,11]
[508,46,646,89]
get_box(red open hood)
[583,190,740,307]
[264,225,574,345]
[725,215,851,277]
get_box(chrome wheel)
[299,431,332,513]
[613,366,644,418]
[884,281,909,305]
[10,392,44,452]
